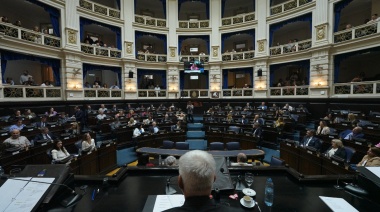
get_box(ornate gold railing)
[138,90,167,98]
[81,43,121,58]
[270,0,312,15]
[84,88,122,98]
[221,12,255,26]
[180,90,209,98]
[334,22,379,43]
[79,0,120,18]
[178,20,210,28]
[222,89,253,97]
[2,86,62,99]
[134,15,166,27]
[269,39,311,56]
[0,22,61,47]
[222,50,255,61]
[179,55,209,63]
[333,81,380,95]
[270,86,309,96]
[136,53,167,62]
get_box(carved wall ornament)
[258,40,265,52]
[67,30,77,44]
[125,42,133,54]
[212,46,218,57]
[316,25,326,40]
[170,47,176,57]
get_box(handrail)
[222,89,254,97]
[333,81,380,95]
[334,22,379,43]
[83,88,122,98]
[136,53,167,62]
[221,12,255,26]
[179,55,209,63]
[134,15,166,27]
[138,89,167,98]
[222,50,255,61]
[269,39,311,56]
[178,20,210,28]
[80,43,121,58]
[270,0,312,15]
[180,89,209,98]
[79,0,120,18]
[269,86,309,96]
[2,86,62,99]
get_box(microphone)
[165,176,177,195]
[0,175,85,207]
[334,174,343,190]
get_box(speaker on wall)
[257,69,262,77]
[128,71,134,78]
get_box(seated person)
[24,109,36,120]
[357,147,380,167]
[96,110,107,122]
[226,113,233,123]
[45,107,57,117]
[231,153,252,166]
[57,112,68,125]
[244,103,252,110]
[110,118,121,131]
[257,102,267,110]
[4,129,31,149]
[133,124,145,137]
[51,140,71,162]
[171,121,182,131]
[149,122,159,134]
[9,119,25,132]
[164,156,177,166]
[128,117,137,126]
[162,114,172,123]
[239,115,248,125]
[99,104,108,113]
[253,114,264,126]
[252,122,263,139]
[67,122,80,135]
[301,130,321,150]
[274,117,285,133]
[343,127,364,140]
[316,121,330,135]
[81,133,96,152]
[33,127,57,142]
[324,139,347,161]
[35,115,48,128]
[176,112,186,121]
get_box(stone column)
[255,0,269,57]
[314,0,330,46]
[123,0,135,59]
[309,50,330,98]
[167,0,178,62]
[254,61,268,98]
[209,64,221,98]
[123,61,137,99]
[64,53,84,100]
[64,0,80,51]
[209,0,221,62]
[167,64,180,99]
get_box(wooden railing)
[334,22,380,43]
[79,0,120,18]
[136,53,167,62]
[270,0,312,15]
[269,39,311,56]
[179,55,209,63]
[84,88,122,98]
[0,22,61,48]
[333,81,380,95]
[222,50,255,61]
[180,90,209,98]
[178,20,210,28]
[222,89,253,97]
[134,15,166,27]
[1,86,62,99]
[81,43,121,58]
[221,12,255,26]
[138,90,167,98]
[269,86,309,96]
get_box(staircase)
[186,115,207,150]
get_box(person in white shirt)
[367,14,380,24]
[81,133,96,152]
[19,70,32,85]
[133,124,145,137]
[51,140,71,162]
[96,110,107,121]
[9,119,26,132]
[4,129,31,149]
[98,104,108,113]
[154,85,161,91]
[231,153,252,166]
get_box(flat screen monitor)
[184,60,204,73]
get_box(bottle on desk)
[264,178,274,207]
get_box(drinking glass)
[245,173,254,188]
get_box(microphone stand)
[165,176,177,195]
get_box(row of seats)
[162,140,241,151]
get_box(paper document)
[319,196,358,212]
[366,167,380,178]
[153,195,185,212]
[0,177,55,212]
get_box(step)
[186,131,205,139]
[186,139,207,150]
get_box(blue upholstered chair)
[270,156,285,166]
[226,142,240,150]
[176,142,189,150]
[209,142,224,150]
[344,146,356,163]
[228,126,241,134]
[162,140,174,149]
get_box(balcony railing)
[180,90,209,98]
[79,0,120,19]
[0,22,61,48]
[84,88,122,98]
[138,90,167,98]
[81,43,121,58]
[178,20,210,28]
[270,0,312,15]
[334,22,380,43]
[269,39,311,56]
[221,12,255,26]
[134,15,166,27]
[136,53,167,62]
[222,89,253,97]
[333,81,380,95]
[179,55,209,63]
[222,50,255,61]
[269,86,309,96]
[2,86,62,99]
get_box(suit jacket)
[75,110,84,123]
[357,155,380,167]
[35,121,48,128]
[325,147,347,161]
[33,132,57,142]
[252,127,263,139]
[239,118,248,125]
[302,136,321,150]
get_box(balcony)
[333,81,380,96]
[134,15,166,27]
[138,90,167,98]
[270,39,311,56]
[180,90,209,98]
[136,53,167,62]
[221,12,255,26]
[79,0,121,19]
[269,86,309,96]
[222,89,253,97]
[81,43,121,58]
[1,86,62,100]
[178,20,210,29]
[270,0,312,15]
[84,88,122,98]
[179,55,209,63]
[334,22,380,43]
[222,50,255,61]
[0,22,61,48]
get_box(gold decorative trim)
[258,39,265,52]
[212,46,218,57]
[67,30,77,44]
[125,42,133,54]
[316,24,326,41]
[169,47,176,57]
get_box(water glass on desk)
[245,173,254,188]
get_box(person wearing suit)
[344,127,365,140]
[35,116,48,129]
[324,139,347,161]
[171,121,182,132]
[253,115,264,126]
[239,115,248,125]
[301,130,321,150]
[33,127,57,142]
[252,123,263,140]
[74,106,85,131]
[258,102,267,110]
[149,121,159,134]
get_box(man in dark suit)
[35,116,48,129]
[149,121,159,134]
[74,106,84,130]
[252,122,263,140]
[239,115,248,125]
[33,127,57,142]
[301,130,321,150]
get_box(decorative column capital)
[257,39,266,52]
[124,41,133,54]
[212,46,219,57]
[315,24,328,41]
[169,47,176,58]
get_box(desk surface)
[136,147,265,157]
[69,168,380,212]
